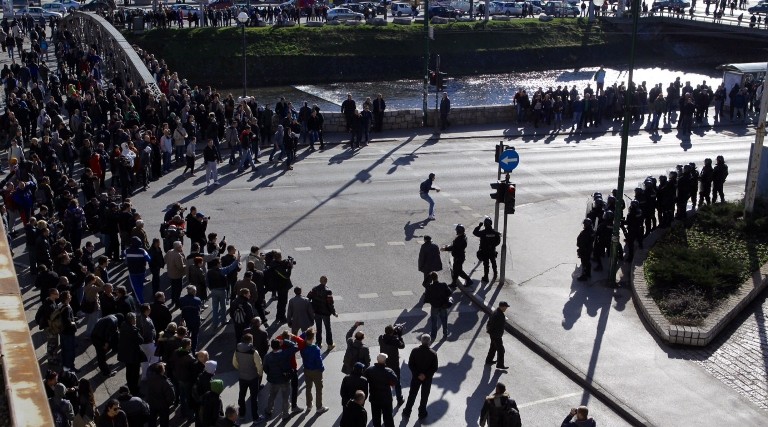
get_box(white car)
[327,7,365,20]
[391,2,417,16]
[499,2,523,15]
[42,1,81,14]
[17,7,63,19]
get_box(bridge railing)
[62,11,162,102]
[0,230,54,426]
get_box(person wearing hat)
[49,383,75,427]
[402,334,439,419]
[340,362,369,408]
[576,218,594,281]
[442,224,473,287]
[199,379,225,426]
[486,302,510,370]
[418,235,442,289]
[364,353,398,427]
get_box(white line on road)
[440,192,451,197]
[358,293,379,299]
[355,243,376,247]
[472,213,483,218]
[294,247,312,251]
[460,205,473,211]
[325,245,344,249]
[523,166,582,198]
[517,392,581,409]
[392,291,415,296]
[387,242,406,246]
[449,198,461,204]
[220,185,298,191]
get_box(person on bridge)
[419,173,440,220]
[473,218,501,283]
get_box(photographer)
[266,251,295,323]
[378,324,406,405]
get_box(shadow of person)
[464,367,504,426]
[562,284,588,330]
[404,219,430,241]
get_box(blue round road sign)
[499,150,519,172]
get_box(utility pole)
[744,65,768,216]
[608,0,640,282]
[435,54,440,133]
[423,0,430,127]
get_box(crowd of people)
[576,155,729,281]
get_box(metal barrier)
[0,232,53,426]
[62,11,162,102]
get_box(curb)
[456,280,655,427]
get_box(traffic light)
[504,184,516,214]
[490,181,508,202]
[494,142,505,163]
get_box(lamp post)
[237,11,249,99]
[609,0,641,282]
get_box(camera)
[393,323,405,335]
[286,255,297,266]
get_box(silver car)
[327,7,365,20]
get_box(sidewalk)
[456,197,768,426]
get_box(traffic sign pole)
[494,142,504,232]
[499,173,511,286]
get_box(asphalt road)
[21,122,755,426]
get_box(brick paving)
[672,290,768,410]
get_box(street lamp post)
[609,0,641,282]
[237,11,249,99]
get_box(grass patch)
[644,201,768,326]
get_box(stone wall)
[322,105,515,132]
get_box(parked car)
[347,2,377,17]
[651,0,691,9]
[428,5,464,18]
[79,0,114,12]
[748,0,768,13]
[170,4,200,18]
[544,1,578,16]
[391,1,418,16]
[42,0,81,14]
[327,7,365,20]
[497,2,522,16]
[16,6,63,19]
[208,0,234,10]
[524,1,543,13]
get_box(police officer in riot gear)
[442,224,473,287]
[576,219,594,281]
[698,158,714,207]
[622,200,644,262]
[473,218,501,283]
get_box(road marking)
[387,242,406,246]
[460,205,473,211]
[358,293,378,299]
[524,165,582,198]
[373,179,416,183]
[517,392,581,409]
[220,185,297,191]
[449,198,461,204]
[325,245,344,249]
[294,247,312,251]
[333,296,343,301]
[355,243,375,247]
[440,192,451,197]
[392,291,414,297]
[472,213,483,218]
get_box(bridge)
[602,13,768,41]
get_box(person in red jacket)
[277,330,306,412]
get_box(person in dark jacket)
[442,224,473,287]
[417,235,442,288]
[179,285,203,351]
[561,405,597,427]
[171,338,197,417]
[229,288,255,344]
[116,386,150,427]
[439,92,451,130]
[712,155,728,203]
[402,335,439,420]
[59,290,78,373]
[485,302,510,370]
[473,218,501,282]
[479,382,520,427]
[124,236,151,304]
[340,390,368,427]
[307,276,338,349]
[378,325,405,405]
[148,238,165,295]
[149,292,172,335]
[216,405,239,427]
[576,219,594,281]
[424,272,453,342]
[244,317,270,360]
[199,379,225,427]
[97,398,129,427]
[140,362,175,427]
[91,313,123,377]
[364,353,398,427]
[698,157,713,207]
[263,338,299,419]
[340,362,369,408]
[118,312,148,396]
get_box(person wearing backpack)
[49,383,75,427]
[479,382,521,427]
[229,288,255,344]
[307,275,338,350]
[424,272,453,342]
[473,218,501,283]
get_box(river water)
[232,66,721,110]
